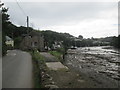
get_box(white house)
[5,36,14,47]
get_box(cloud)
[3,1,118,38]
[3,0,119,2]
[40,6,118,38]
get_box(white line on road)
[6,53,16,56]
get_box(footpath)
[39,52,98,88]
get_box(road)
[0,56,2,89]
[3,50,33,88]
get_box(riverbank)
[39,52,103,88]
[65,46,119,88]
[31,47,119,88]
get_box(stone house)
[20,31,44,51]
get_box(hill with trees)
[1,6,75,55]
[1,5,120,56]
[41,30,74,50]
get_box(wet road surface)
[3,50,33,88]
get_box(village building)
[5,36,14,48]
[20,31,44,51]
[52,41,63,50]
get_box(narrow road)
[3,50,33,88]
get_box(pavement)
[46,62,68,70]
[40,52,59,62]
[40,52,68,70]
[3,50,33,88]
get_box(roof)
[5,36,13,41]
[28,31,42,36]
[21,31,43,37]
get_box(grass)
[31,50,45,62]
[49,51,62,60]
[49,50,66,63]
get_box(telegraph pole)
[27,16,29,33]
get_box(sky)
[2,0,119,38]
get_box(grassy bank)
[49,50,65,63]
[49,51,62,59]
[30,50,45,88]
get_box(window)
[29,35,32,38]
[34,42,37,46]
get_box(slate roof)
[6,36,13,41]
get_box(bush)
[56,48,65,54]
[14,37,22,49]
[2,33,7,56]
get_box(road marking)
[22,52,26,54]
[6,53,16,56]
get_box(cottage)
[52,41,63,50]
[5,36,14,47]
[20,31,44,51]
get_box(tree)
[2,7,10,55]
[41,30,74,50]
[78,35,83,39]
[110,35,120,48]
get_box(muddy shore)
[64,46,120,88]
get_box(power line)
[15,0,27,17]
[15,0,30,29]
[14,0,37,29]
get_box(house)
[52,41,63,50]
[20,31,44,51]
[5,36,14,47]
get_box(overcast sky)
[3,0,119,38]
